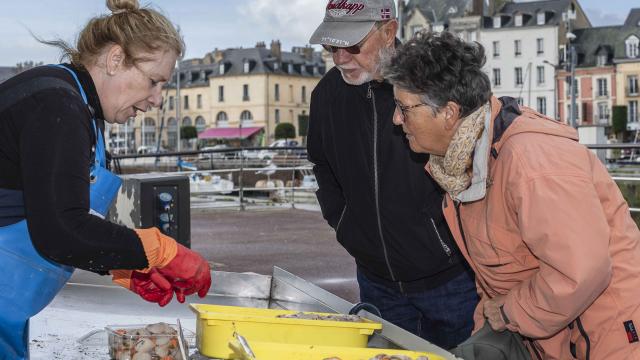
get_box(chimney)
[303,46,314,61]
[255,41,266,48]
[472,0,483,16]
[202,52,214,64]
[270,40,282,60]
[213,48,224,63]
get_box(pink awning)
[198,126,263,140]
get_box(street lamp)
[563,8,577,128]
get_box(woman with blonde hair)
[0,1,210,357]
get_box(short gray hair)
[383,31,491,117]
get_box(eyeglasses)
[394,98,430,121]
[322,25,381,55]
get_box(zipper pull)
[367,84,372,99]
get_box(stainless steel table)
[30,267,458,359]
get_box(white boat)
[189,173,235,194]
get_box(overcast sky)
[0,0,634,66]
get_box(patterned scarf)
[428,102,490,197]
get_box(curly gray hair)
[383,31,491,117]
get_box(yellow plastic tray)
[228,340,446,360]
[190,304,382,359]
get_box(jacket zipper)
[335,205,347,232]
[455,198,543,360]
[430,218,452,257]
[368,83,399,289]
[454,200,489,296]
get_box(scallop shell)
[131,353,152,360]
[134,338,154,353]
[146,322,171,334]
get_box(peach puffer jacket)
[441,97,640,359]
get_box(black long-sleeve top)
[0,64,148,272]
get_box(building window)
[302,86,307,103]
[537,12,545,25]
[275,84,280,101]
[493,68,501,87]
[275,109,280,124]
[493,16,501,28]
[167,118,177,149]
[515,67,523,86]
[142,118,156,146]
[197,94,202,109]
[597,54,608,66]
[411,25,423,36]
[537,66,545,84]
[243,84,249,101]
[567,104,579,122]
[240,110,253,126]
[597,78,608,97]
[470,31,477,42]
[493,41,500,57]
[537,97,547,115]
[537,38,544,54]
[515,15,523,27]
[566,78,579,97]
[182,117,192,127]
[629,75,639,95]
[218,86,224,102]
[219,63,225,75]
[630,101,639,123]
[597,102,609,124]
[183,95,189,110]
[626,35,639,58]
[243,60,250,73]
[216,112,229,127]
[195,116,206,133]
[169,96,174,110]
[514,40,522,56]
[289,84,294,102]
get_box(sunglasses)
[321,24,382,55]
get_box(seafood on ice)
[107,322,187,360]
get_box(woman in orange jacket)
[0,1,210,358]
[383,31,640,359]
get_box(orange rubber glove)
[135,228,212,303]
[111,269,174,307]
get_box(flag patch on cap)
[624,320,639,343]
[381,8,391,19]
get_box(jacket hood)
[491,96,579,154]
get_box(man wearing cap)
[307,0,478,349]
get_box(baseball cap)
[309,0,397,47]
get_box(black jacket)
[0,65,148,272]
[307,68,466,292]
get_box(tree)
[612,105,628,140]
[275,123,296,140]
[180,125,197,140]
[298,114,309,137]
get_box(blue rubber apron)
[0,64,122,359]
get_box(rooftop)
[168,41,326,89]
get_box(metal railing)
[110,143,640,212]
[112,147,317,210]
